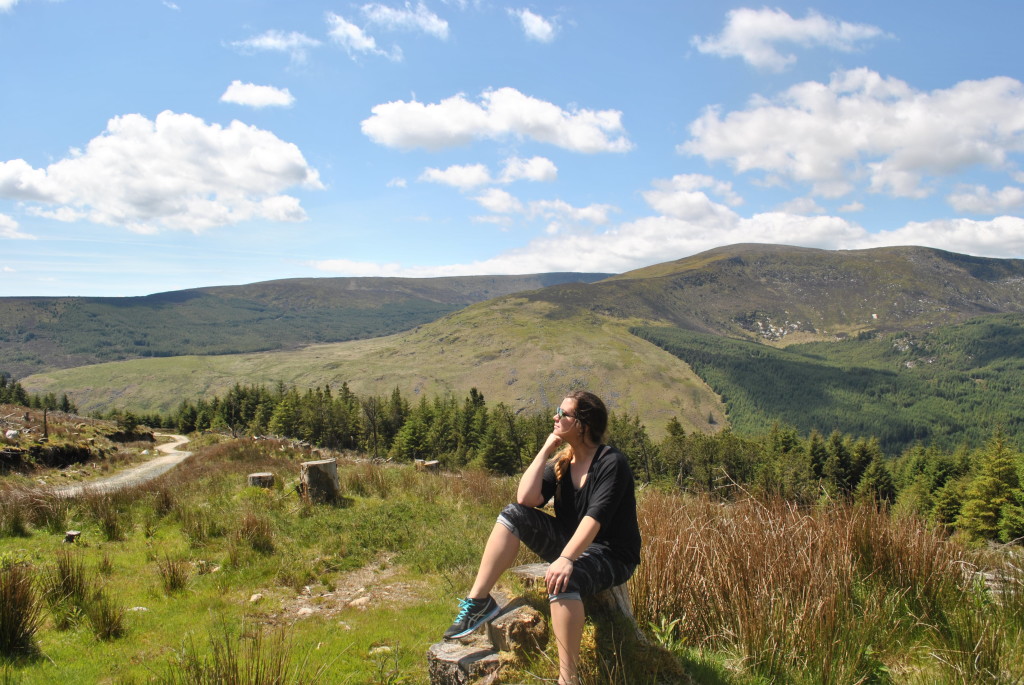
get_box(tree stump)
[510,563,646,643]
[300,458,339,503]
[486,604,548,655]
[415,459,441,472]
[426,642,501,685]
[247,472,275,488]
[64,530,81,544]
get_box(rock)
[296,607,315,617]
[348,596,371,609]
[369,645,392,656]
[128,606,149,612]
[249,593,264,603]
[487,605,548,655]
[426,642,501,685]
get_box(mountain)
[0,272,611,378]
[19,244,1024,447]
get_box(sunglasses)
[555,407,576,420]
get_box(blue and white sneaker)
[444,595,500,639]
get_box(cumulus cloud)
[509,8,557,42]
[327,12,402,61]
[473,188,524,214]
[309,173,1024,277]
[420,156,557,189]
[500,156,557,183]
[387,177,408,188]
[693,7,886,71]
[470,187,616,231]
[362,2,449,39]
[947,185,1024,214]
[0,214,35,240]
[0,111,322,234]
[230,30,321,63]
[0,0,20,11]
[777,197,826,215]
[838,201,865,212]
[421,163,493,189]
[684,69,1024,198]
[220,81,295,108]
[362,87,632,153]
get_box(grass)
[1,438,1022,683]
[20,301,721,437]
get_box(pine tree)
[957,432,1020,541]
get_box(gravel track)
[51,433,192,497]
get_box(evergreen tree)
[957,432,1020,541]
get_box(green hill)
[18,244,1024,448]
[0,272,610,377]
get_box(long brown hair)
[553,390,608,481]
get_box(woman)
[444,390,641,685]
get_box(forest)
[121,381,1024,546]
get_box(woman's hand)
[545,556,574,595]
[543,432,563,453]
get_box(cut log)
[426,641,501,685]
[415,459,441,472]
[299,458,339,503]
[247,472,275,488]
[64,530,81,543]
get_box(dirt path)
[52,433,192,497]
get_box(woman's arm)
[545,515,601,594]
[517,432,562,507]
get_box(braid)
[553,444,574,481]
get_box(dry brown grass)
[629,492,1012,683]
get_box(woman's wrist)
[559,555,574,563]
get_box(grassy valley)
[0,273,610,378]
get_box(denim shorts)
[497,502,636,603]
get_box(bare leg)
[550,598,585,684]
[468,522,520,598]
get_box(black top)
[541,445,642,566]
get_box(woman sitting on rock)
[444,390,642,685]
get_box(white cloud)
[420,156,557,189]
[777,197,825,215]
[693,7,886,71]
[230,30,321,63]
[0,111,322,234]
[684,69,1024,198]
[0,0,20,12]
[643,174,743,210]
[499,156,557,183]
[473,188,524,213]
[509,8,557,42]
[0,213,35,239]
[362,2,449,39]
[528,199,615,225]
[2,266,14,273]
[327,12,402,61]
[947,185,1024,214]
[362,87,632,153]
[163,1,180,9]
[421,163,493,189]
[220,81,295,108]
[387,177,408,188]
[838,201,865,212]
[311,172,1024,277]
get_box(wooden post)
[300,458,339,503]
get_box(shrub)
[160,621,325,684]
[157,554,191,594]
[85,589,127,641]
[234,511,275,555]
[0,559,40,656]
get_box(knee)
[497,502,530,536]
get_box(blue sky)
[2,1,1024,296]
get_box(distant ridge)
[18,244,1024,442]
[0,272,612,377]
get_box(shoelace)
[454,597,474,622]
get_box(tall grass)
[160,622,325,685]
[630,493,1022,683]
[0,559,40,656]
